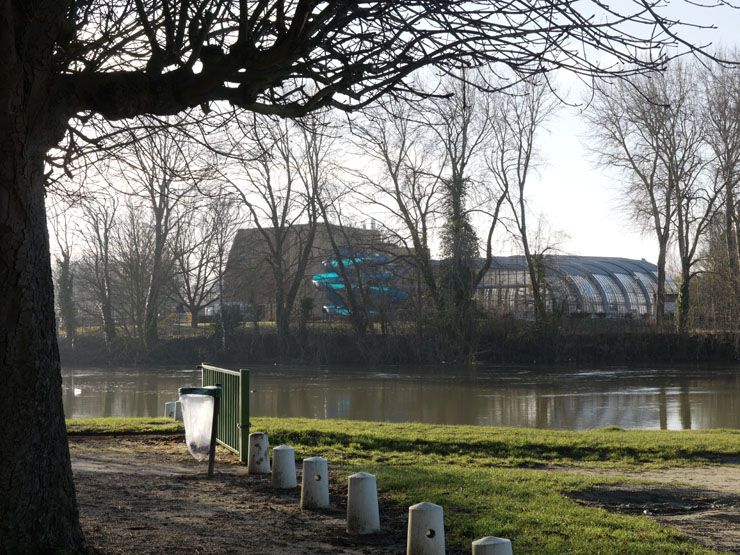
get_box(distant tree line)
[50,59,740,363]
[589,56,740,331]
[50,69,561,362]
[50,124,244,354]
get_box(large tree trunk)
[0,3,85,547]
[0,132,85,550]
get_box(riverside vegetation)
[67,417,740,554]
[59,318,740,367]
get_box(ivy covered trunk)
[439,174,479,361]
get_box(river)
[60,364,740,430]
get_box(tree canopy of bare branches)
[588,61,724,330]
[487,79,558,323]
[1,0,735,550]
[224,112,330,350]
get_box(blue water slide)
[312,252,408,316]
[325,253,389,270]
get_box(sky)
[48,2,740,267]
[529,3,740,264]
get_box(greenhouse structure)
[475,255,673,319]
[311,253,671,320]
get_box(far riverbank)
[59,320,740,367]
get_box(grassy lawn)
[67,417,739,554]
[66,417,183,435]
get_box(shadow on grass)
[267,429,739,466]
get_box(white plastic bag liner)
[179,393,215,461]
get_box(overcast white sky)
[528,3,740,264]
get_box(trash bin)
[178,385,221,476]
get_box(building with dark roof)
[223,223,396,320]
[224,223,674,322]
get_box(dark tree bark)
[0,2,85,550]
[0,117,84,552]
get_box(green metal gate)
[200,364,250,463]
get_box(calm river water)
[61,364,740,430]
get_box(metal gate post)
[239,368,250,464]
[208,387,221,477]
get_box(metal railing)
[200,364,250,463]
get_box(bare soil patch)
[70,435,406,554]
[567,475,740,554]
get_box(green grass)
[66,417,739,554]
[66,417,183,435]
[252,418,739,469]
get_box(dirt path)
[556,465,740,554]
[71,435,740,554]
[71,435,406,554]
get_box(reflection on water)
[61,365,740,430]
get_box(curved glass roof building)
[476,255,671,318]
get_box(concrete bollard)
[247,432,271,474]
[164,400,183,421]
[347,472,380,534]
[300,456,329,510]
[406,502,445,555]
[472,536,513,555]
[271,445,298,489]
[164,401,176,418]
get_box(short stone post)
[271,445,297,489]
[300,456,329,510]
[347,472,380,534]
[164,401,182,420]
[247,432,271,474]
[164,401,176,418]
[472,536,513,555]
[406,502,445,555]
